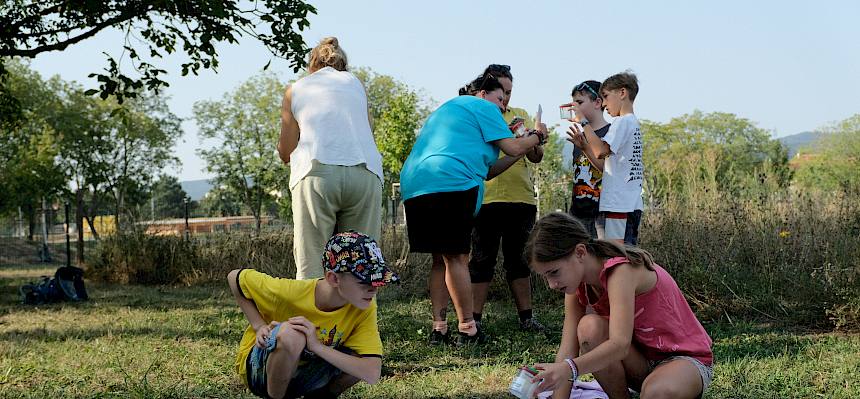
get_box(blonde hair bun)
[308,36,348,72]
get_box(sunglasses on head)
[478,72,497,92]
[576,82,600,99]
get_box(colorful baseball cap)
[322,231,400,287]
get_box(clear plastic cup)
[509,367,541,399]
[559,103,575,121]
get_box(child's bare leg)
[640,359,703,399]
[577,314,650,399]
[266,324,307,399]
[429,254,450,327]
[303,373,361,399]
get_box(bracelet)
[564,358,579,381]
[528,130,547,145]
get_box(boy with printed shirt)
[568,71,643,245]
[228,231,400,399]
[566,80,611,239]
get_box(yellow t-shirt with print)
[234,269,383,384]
[482,107,537,205]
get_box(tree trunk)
[75,188,85,264]
[26,203,36,241]
[85,215,100,241]
[254,186,263,234]
[85,193,101,240]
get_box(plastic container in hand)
[509,367,541,399]
[559,103,575,121]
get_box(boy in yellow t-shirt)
[228,231,399,399]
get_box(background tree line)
[3,57,858,260]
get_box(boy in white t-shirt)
[568,71,643,245]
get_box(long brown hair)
[525,212,654,270]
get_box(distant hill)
[777,131,824,158]
[180,179,213,201]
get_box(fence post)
[39,198,51,262]
[184,196,190,241]
[65,202,71,267]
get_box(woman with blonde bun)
[278,37,384,280]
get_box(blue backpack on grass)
[19,266,89,305]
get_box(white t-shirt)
[289,67,384,189]
[599,113,644,212]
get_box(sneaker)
[455,326,489,346]
[428,329,449,345]
[519,317,548,333]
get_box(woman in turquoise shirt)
[400,72,547,345]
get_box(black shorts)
[404,187,479,254]
[469,202,537,283]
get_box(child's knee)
[641,377,688,399]
[577,314,609,349]
[275,326,306,356]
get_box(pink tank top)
[576,257,713,366]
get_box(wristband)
[528,130,547,145]
[564,358,579,381]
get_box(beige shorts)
[291,162,382,279]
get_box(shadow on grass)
[0,323,238,342]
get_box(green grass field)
[1,264,858,398]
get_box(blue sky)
[29,0,860,181]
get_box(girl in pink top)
[525,212,713,399]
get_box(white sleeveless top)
[289,67,384,188]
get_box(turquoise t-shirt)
[400,95,513,209]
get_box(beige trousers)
[291,162,382,279]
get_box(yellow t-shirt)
[234,269,383,384]
[482,107,537,205]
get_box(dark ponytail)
[458,72,503,96]
[525,212,654,270]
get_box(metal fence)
[0,203,76,268]
[0,196,409,268]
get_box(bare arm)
[526,144,544,163]
[487,155,524,180]
[495,134,540,157]
[532,265,639,394]
[552,294,586,399]
[227,269,266,332]
[566,124,607,171]
[571,264,638,374]
[277,85,300,164]
[525,122,547,163]
[288,316,383,384]
[310,345,383,384]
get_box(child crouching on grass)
[228,231,399,399]
[525,213,713,399]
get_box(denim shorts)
[648,356,713,398]
[245,324,353,399]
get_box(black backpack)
[20,266,89,305]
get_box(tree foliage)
[642,110,790,204]
[533,129,572,214]
[194,72,287,232]
[793,114,860,193]
[351,68,430,197]
[1,61,182,263]
[0,61,65,216]
[145,174,189,220]
[197,185,244,218]
[0,0,316,103]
